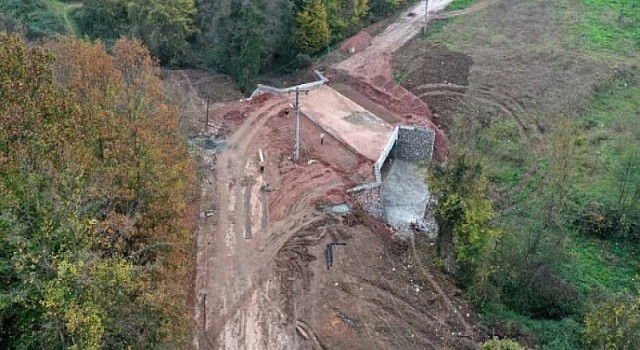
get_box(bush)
[576,203,640,241]
[584,294,640,350]
[0,0,66,38]
[479,338,526,350]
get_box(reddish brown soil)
[191,2,491,348]
[327,69,449,161]
[277,213,484,350]
[396,43,473,132]
[339,31,373,53]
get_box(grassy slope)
[43,0,82,35]
[401,0,640,348]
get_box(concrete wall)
[374,126,399,183]
[250,70,328,98]
[394,126,435,162]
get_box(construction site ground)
[174,1,520,349]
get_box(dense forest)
[0,34,195,349]
[0,0,411,91]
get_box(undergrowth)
[445,0,478,11]
[571,0,640,53]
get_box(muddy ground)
[278,214,480,350]
[162,1,517,349]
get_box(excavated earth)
[181,1,493,349]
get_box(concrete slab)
[382,159,429,228]
[299,85,394,161]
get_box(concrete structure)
[382,160,430,228]
[299,85,395,161]
[250,70,328,98]
[250,73,436,231]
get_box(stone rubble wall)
[394,126,435,162]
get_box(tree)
[72,0,128,42]
[216,1,264,92]
[74,0,197,65]
[584,294,640,350]
[431,151,501,284]
[126,0,197,65]
[295,0,330,54]
[0,34,195,349]
[325,0,370,40]
[370,0,402,17]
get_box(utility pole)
[294,87,301,162]
[205,95,210,133]
[424,0,431,33]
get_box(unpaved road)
[335,0,454,80]
[192,1,490,349]
[195,94,337,349]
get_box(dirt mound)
[339,31,373,53]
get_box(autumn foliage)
[0,34,195,349]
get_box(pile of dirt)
[339,31,373,53]
[395,43,473,132]
[400,44,472,89]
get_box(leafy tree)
[0,0,67,38]
[216,1,264,92]
[126,0,197,65]
[295,0,330,54]
[0,34,195,349]
[74,0,197,65]
[72,0,128,42]
[431,151,501,284]
[584,294,640,350]
[326,0,369,40]
[370,0,403,17]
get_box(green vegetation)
[0,0,68,37]
[417,0,640,348]
[1,0,416,91]
[584,294,640,349]
[479,337,527,350]
[295,0,331,54]
[73,0,197,65]
[445,0,477,11]
[0,34,195,349]
[431,152,501,285]
[573,0,640,52]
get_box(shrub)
[479,337,526,350]
[584,294,640,350]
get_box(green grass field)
[399,0,640,347]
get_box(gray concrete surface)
[381,159,430,228]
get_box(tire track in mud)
[408,234,474,338]
[207,95,354,348]
[415,84,540,140]
[413,82,544,213]
[206,97,293,347]
[434,0,500,20]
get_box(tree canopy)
[0,33,195,349]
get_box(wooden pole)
[295,88,300,162]
[424,0,431,33]
[206,95,210,133]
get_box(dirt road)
[191,0,489,348]
[334,0,454,80]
